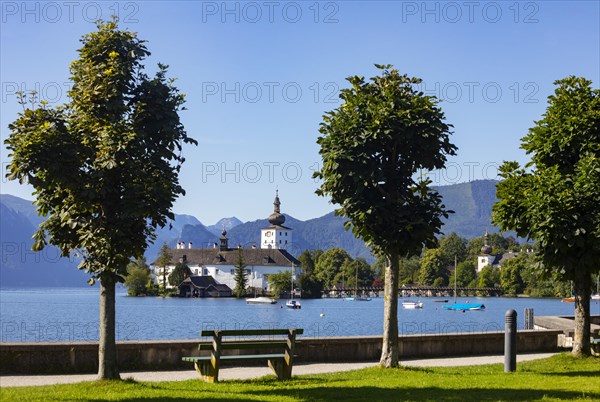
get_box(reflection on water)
[0,287,592,342]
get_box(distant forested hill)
[1,180,501,286]
[436,179,500,239]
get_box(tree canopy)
[169,262,192,287]
[492,76,600,356]
[314,248,352,288]
[124,256,152,297]
[4,19,196,378]
[233,251,248,298]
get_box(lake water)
[1,287,597,342]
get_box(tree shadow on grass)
[242,385,599,402]
[88,389,598,402]
[535,370,600,378]
[82,382,600,402]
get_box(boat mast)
[453,255,457,304]
[290,263,294,301]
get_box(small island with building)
[151,191,301,298]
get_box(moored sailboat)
[443,256,486,311]
[286,263,301,309]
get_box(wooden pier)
[322,284,502,298]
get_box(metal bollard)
[524,308,534,330]
[505,309,517,372]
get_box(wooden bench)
[182,328,303,383]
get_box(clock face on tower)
[265,231,272,237]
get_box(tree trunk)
[572,269,591,357]
[98,276,121,380]
[380,254,399,367]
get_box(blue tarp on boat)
[442,303,485,311]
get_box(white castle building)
[260,190,293,250]
[151,192,301,296]
[477,231,521,272]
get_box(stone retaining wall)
[0,330,562,374]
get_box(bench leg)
[268,359,291,380]
[195,361,219,383]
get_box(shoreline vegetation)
[0,354,598,401]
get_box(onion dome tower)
[268,191,286,226]
[477,230,494,272]
[261,190,292,250]
[219,228,229,251]
[480,230,492,255]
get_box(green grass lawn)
[1,354,598,401]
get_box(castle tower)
[219,228,229,251]
[477,230,495,272]
[260,190,292,250]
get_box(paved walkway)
[0,353,557,388]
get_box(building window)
[285,232,288,236]
[230,269,235,275]
[194,269,199,275]
[285,240,287,244]
[246,269,251,274]
[203,269,208,275]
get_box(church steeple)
[480,230,492,255]
[261,190,293,250]
[268,190,286,226]
[219,228,229,251]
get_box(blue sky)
[1,1,599,225]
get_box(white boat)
[345,295,372,301]
[286,299,301,309]
[246,296,277,304]
[402,301,423,309]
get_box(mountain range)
[0,180,501,287]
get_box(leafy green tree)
[314,65,456,367]
[125,257,151,297]
[492,76,600,356]
[169,262,192,287]
[449,260,477,288]
[298,250,324,298]
[477,265,500,290]
[298,250,317,273]
[4,20,195,379]
[438,233,467,266]
[314,248,352,288]
[371,256,387,280]
[233,251,248,298]
[418,248,448,286]
[399,256,421,285]
[268,270,291,298]
[520,253,571,297]
[500,256,526,295]
[155,243,172,292]
[334,258,374,289]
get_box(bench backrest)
[200,328,303,337]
